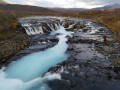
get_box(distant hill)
[48,8,89,13]
[0,0,7,4]
[0,4,56,13]
[93,4,120,10]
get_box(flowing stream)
[0,26,72,90]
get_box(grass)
[59,9,120,42]
[0,6,120,67]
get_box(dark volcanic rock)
[47,19,120,90]
[1,33,59,68]
[47,79,70,90]
[1,17,120,90]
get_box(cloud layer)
[4,0,120,8]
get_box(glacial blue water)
[0,26,72,90]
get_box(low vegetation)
[59,9,120,67]
[0,3,120,66]
[72,9,120,67]
[0,13,28,62]
[60,9,120,42]
[0,4,59,62]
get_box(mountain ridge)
[1,1,120,13]
[48,7,89,13]
[0,4,57,13]
[93,4,120,10]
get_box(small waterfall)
[36,26,43,34]
[62,22,66,27]
[24,27,31,35]
[24,26,43,35]
[0,16,110,90]
[20,18,61,35]
[67,23,75,29]
[0,26,72,90]
[47,23,54,31]
[54,23,60,30]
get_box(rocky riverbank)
[0,17,60,69]
[0,33,59,69]
[0,23,29,68]
[47,19,120,90]
[0,16,120,90]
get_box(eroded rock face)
[37,17,120,90]
[19,17,87,36]
[1,33,59,69]
[19,17,61,35]
[18,17,120,90]
[2,16,120,90]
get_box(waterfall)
[0,26,72,90]
[20,18,61,36]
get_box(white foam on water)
[0,70,61,90]
[0,26,72,90]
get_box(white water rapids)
[0,26,72,90]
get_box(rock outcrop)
[1,16,120,90]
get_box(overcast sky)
[4,0,120,9]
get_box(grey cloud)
[72,0,120,5]
[32,1,56,7]
[4,0,120,8]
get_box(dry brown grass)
[59,9,120,42]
